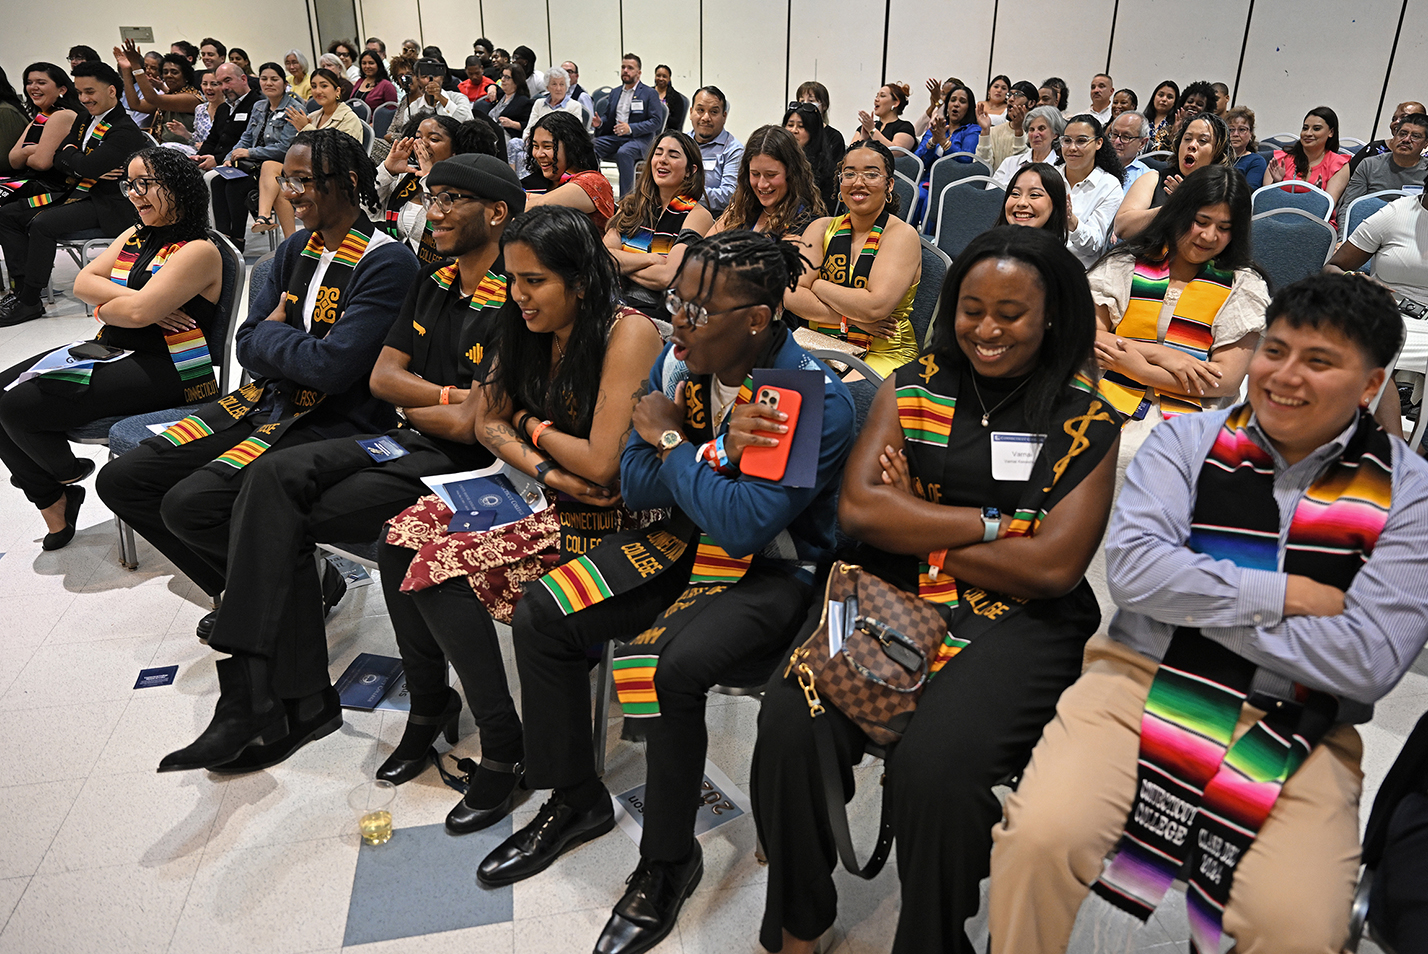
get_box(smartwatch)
[981,506,1001,543]
[533,460,556,485]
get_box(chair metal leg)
[116,516,139,569]
[593,641,615,778]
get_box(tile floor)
[0,253,1416,953]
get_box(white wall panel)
[479,1,551,70]
[884,0,996,117]
[1236,0,1398,142]
[990,0,1116,111]
[1377,0,1425,145]
[399,0,489,62]
[622,0,701,106]
[358,0,418,54]
[786,0,886,139]
[1107,0,1246,109]
[701,0,789,143]
[547,0,623,97]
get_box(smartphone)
[68,341,126,361]
[740,386,802,482]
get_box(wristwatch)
[533,460,556,485]
[981,507,1001,543]
[658,429,685,452]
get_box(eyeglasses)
[1058,136,1097,149]
[276,174,336,194]
[663,289,763,328]
[1394,129,1428,144]
[1108,132,1144,144]
[119,177,160,198]
[839,170,885,183]
[421,190,482,212]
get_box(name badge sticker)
[990,431,1045,482]
[630,101,644,113]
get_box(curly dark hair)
[160,53,198,92]
[127,146,211,241]
[526,110,598,180]
[839,138,901,215]
[21,62,82,118]
[290,128,379,209]
[398,114,499,157]
[489,206,621,439]
[674,230,808,321]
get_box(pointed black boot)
[157,654,288,772]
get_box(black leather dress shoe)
[157,655,287,772]
[594,843,704,954]
[196,610,217,642]
[476,789,615,886]
[0,298,44,327]
[209,687,342,773]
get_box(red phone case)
[740,386,802,481]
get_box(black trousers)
[209,173,255,244]
[378,539,524,755]
[99,427,456,696]
[512,554,813,863]
[0,200,108,295]
[0,350,183,509]
[751,588,1096,954]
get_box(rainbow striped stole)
[618,193,700,257]
[808,210,891,348]
[1098,258,1234,419]
[70,121,111,195]
[1092,405,1388,951]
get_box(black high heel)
[42,485,85,552]
[375,689,461,784]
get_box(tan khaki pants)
[988,635,1364,954]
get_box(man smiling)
[989,274,1428,953]
[687,86,742,216]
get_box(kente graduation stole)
[894,354,1122,670]
[1098,257,1234,419]
[618,194,698,257]
[1092,404,1390,953]
[807,209,891,349]
[413,262,506,384]
[384,173,441,265]
[68,120,112,198]
[149,222,375,475]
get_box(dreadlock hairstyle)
[673,230,808,328]
[838,139,901,215]
[717,125,826,238]
[1056,114,1125,184]
[398,113,500,157]
[524,111,598,182]
[127,146,211,242]
[290,128,379,210]
[489,206,621,438]
[607,130,706,236]
[22,62,82,118]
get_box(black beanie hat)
[425,153,527,214]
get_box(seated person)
[913,83,979,221]
[1226,106,1267,189]
[1108,111,1153,192]
[1326,185,1428,431]
[981,74,1012,125]
[1334,113,1428,212]
[475,230,855,954]
[708,125,825,237]
[190,64,261,169]
[689,85,744,216]
[1143,80,1179,145]
[258,69,364,236]
[458,55,494,102]
[988,273,1428,954]
[96,130,420,770]
[1093,166,1267,439]
[474,63,533,145]
[994,162,1069,242]
[786,141,922,376]
[164,69,221,154]
[1348,101,1426,174]
[1265,107,1349,204]
[851,82,916,151]
[284,51,311,101]
[210,62,304,250]
[753,226,1120,954]
[593,54,664,197]
[522,112,616,231]
[316,54,355,101]
[0,61,147,326]
[0,63,81,213]
[1111,88,1137,120]
[1149,80,1215,151]
[116,46,202,144]
[0,147,221,549]
[1115,111,1230,240]
[990,106,1063,188]
[353,50,398,112]
[1053,114,1125,268]
[380,204,663,831]
[391,57,474,132]
[783,102,840,214]
[603,130,715,320]
[377,115,498,264]
[526,65,584,133]
[653,64,685,132]
[974,81,1037,173]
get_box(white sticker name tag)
[990,431,1045,482]
[631,101,644,112]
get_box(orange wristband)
[439,385,452,405]
[927,548,948,582]
[93,302,102,321]
[531,419,553,448]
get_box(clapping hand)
[857,110,876,135]
[286,105,310,129]
[975,100,992,135]
[1006,100,1027,133]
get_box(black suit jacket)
[52,107,148,233]
[200,89,261,161]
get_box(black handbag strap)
[812,708,895,879]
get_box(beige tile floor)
[0,253,1414,953]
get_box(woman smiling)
[710,125,825,237]
[994,163,1069,241]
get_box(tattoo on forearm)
[618,382,651,448]
[484,421,537,459]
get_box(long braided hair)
[290,128,379,210]
[488,206,621,438]
[672,230,808,333]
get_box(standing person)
[593,53,663,197]
[1054,114,1124,268]
[0,61,147,327]
[1334,113,1428,213]
[1109,111,1153,192]
[353,50,398,112]
[1226,106,1267,189]
[605,130,714,319]
[476,230,855,954]
[852,82,916,151]
[213,62,304,250]
[708,125,824,237]
[1116,112,1231,239]
[96,130,420,768]
[786,141,922,376]
[1348,101,1426,174]
[652,64,686,132]
[754,226,1119,954]
[988,275,1428,954]
[284,51,312,101]
[0,148,222,548]
[379,205,664,831]
[1,63,81,209]
[689,85,743,217]
[522,112,616,231]
[1083,73,1114,125]
[1266,106,1349,203]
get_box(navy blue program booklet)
[335,653,405,710]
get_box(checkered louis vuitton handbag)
[785,562,949,878]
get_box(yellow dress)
[811,212,919,378]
